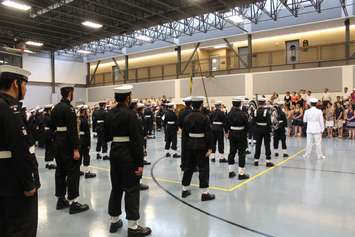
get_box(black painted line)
[151,156,274,237]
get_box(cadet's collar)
[61,98,71,105]
[0,91,18,106]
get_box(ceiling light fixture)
[228,15,244,24]
[25,41,43,47]
[23,49,34,54]
[2,0,31,11]
[77,49,92,54]
[82,21,103,29]
[136,35,153,42]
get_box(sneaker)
[283,153,289,158]
[69,202,89,215]
[128,225,152,237]
[266,162,275,167]
[229,171,236,178]
[165,153,171,158]
[238,174,250,180]
[274,153,279,157]
[182,190,191,198]
[201,193,215,202]
[85,172,96,179]
[109,219,123,233]
[254,161,259,166]
[140,183,149,191]
[172,153,181,158]
[219,158,228,163]
[56,198,70,210]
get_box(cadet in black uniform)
[181,96,215,202]
[273,101,289,158]
[226,97,250,180]
[105,85,151,236]
[94,101,109,160]
[155,106,164,132]
[143,104,154,138]
[178,97,193,171]
[253,97,275,167]
[0,65,39,237]
[78,105,96,179]
[51,85,89,214]
[163,103,180,158]
[210,101,227,163]
[43,104,56,170]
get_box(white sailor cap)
[232,96,244,102]
[166,102,175,107]
[38,108,44,113]
[310,98,318,103]
[131,98,138,104]
[44,104,53,109]
[114,84,133,94]
[76,105,83,109]
[215,101,223,105]
[0,65,31,80]
[183,97,192,102]
[81,105,89,110]
[35,106,41,110]
[258,97,266,102]
[191,96,205,102]
[60,84,75,89]
[137,103,145,109]
[30,109,36,113]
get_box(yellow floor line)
[227,148,305,192]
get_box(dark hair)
[0,72,25,90]
[185,101,192,107]
[232,101,242,107]
[310,102,317,107]
[60,87,73,98]
[115,93,130,102]
[192,101,203,109]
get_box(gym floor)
[35,132,355,237]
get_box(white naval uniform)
[303,106,325,159]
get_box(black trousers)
[211,129,224,154]
[182,149,209,188]
[0,194,38,237]
[248,123,255,141]
[96,126,107,153]
[44,133,54,162]
[108,185,140,220]
[156,118,162,130]
[228,137,247,168]
[55,144,80,200]
[273,129,287,150]
[180,136,186,170]
[254,128,271,160]
[80,145,91,166]
[165,131,177,151]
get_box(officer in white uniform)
[303,98,325,159]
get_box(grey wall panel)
[253,67,342,95]
[180,74,245,98]
[88,80,175,102]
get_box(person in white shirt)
[321,88,331,107]
[303,98,325,159]
[343,87,351,102]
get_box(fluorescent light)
[214,44,227,49]
[26,41,43,47]
[136,35,152,42]
[77,49,92,54]
[2,0,31,11]
[82,21,103,29]
[228,15,244,24]
[23,49,34,54]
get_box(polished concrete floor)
[35,132,355,237]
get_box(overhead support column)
[224,38,248,68]
[345,18,350,63]
[248,34,253,70]
[124,55,129,84]
[181,43,200,76]
[176,46,182,78]
[90,60,101,85]
[50,51,55,94]
[86,62,90,85]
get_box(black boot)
[140,183,149,191]
[103,155,110,160]
[201,193,215,202]
[143,160,151,165]
[274,153,279,157]
[56,198,70,210]
[229,171,236,178]
[85,172,96,179]
[96,153,102,160]
[80,171,84,176]
[48,164,56,169]
[211,158,216,162]
[69,202,89,214]
[109,219,123,233]
[165,152,171,158]
[246,150,251,155]
[182,190,191,198]
[283,153,289,158]
[172,153,181,158]
[266,162,275,167]
[219,158,228,163]
[254,160,259,166]
[128,225,152,237]
[238,174,250,180]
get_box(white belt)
[256,123,267,126]
[0,151,12,159]
[79,131,85,135]
[213,122,223,125]
[279,121,284,124]
[29,146,35,155]
[97,120,104,124]
[156,116,161,118]
[113,136,130,143]
[56,127,67,132]
[167,121,175,125]
[145,115,151,118]
[230,126,245,131]
[189,133,205,138]
[44,127,50,130]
